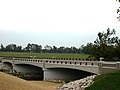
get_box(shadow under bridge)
[13,64,43,80]
[44,67,95,81]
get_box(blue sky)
[0,0,120,48]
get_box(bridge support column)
[42,60,47,80]
[42,68,47,80]
[11,58,15,73]
[12,58,15,66]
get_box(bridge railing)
[40,57,97,61]
[2,57,120,75]
[14,58,44,63]
[12,58,99,67]
[100,61,117,68]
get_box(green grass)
[0,52,90,59]
[85,71,120,90]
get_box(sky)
[0,0,120,48]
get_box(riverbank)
[0,72,61,90]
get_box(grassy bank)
[85,71,120,90]
[0,52,90,59]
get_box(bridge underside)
[2,62,96,81]
[3,62,13,70]
[14,64,43,73]
[44,67,95,81]
[14,64,44,80]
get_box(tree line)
[0,43,81,53]
[84,28,120,61]
[0,28,120,61]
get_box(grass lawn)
[0,52,90,59]
[85,71,120,90]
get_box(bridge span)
[1,58,120,80]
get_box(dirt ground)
[0,72,62,90]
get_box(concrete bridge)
[1,58,120,80]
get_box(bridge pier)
[42,68,47,80]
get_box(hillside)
[0,72,61,90]
[86,71,120,90]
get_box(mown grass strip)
[0,52,90,59]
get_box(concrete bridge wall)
[1,58,98,80]
[99,61,120,74]
[1,58,120,80]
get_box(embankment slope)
[0,72,60,90]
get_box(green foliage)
[85,71,120,90]
[0,43,81,53]
[94,28,116,45]
[91,28,120,60]
[81,43,94,54]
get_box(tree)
[36,45,42,53]
[58,46,65,53]
[52,46,58,53]
[31,44,38,53]
[80,43,94,54]
[116,1,120,21]
[91,28,120,61]
[26,43,32,52]
[0,44,5,51]
[16,46,22,52]
[5,44,17,52]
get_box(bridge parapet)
[99,61,120,74]
[13,58,99,67]
[13,59,120,74]
[45,57,97,61]
[2,58,120,75]
[15,58,44,63]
